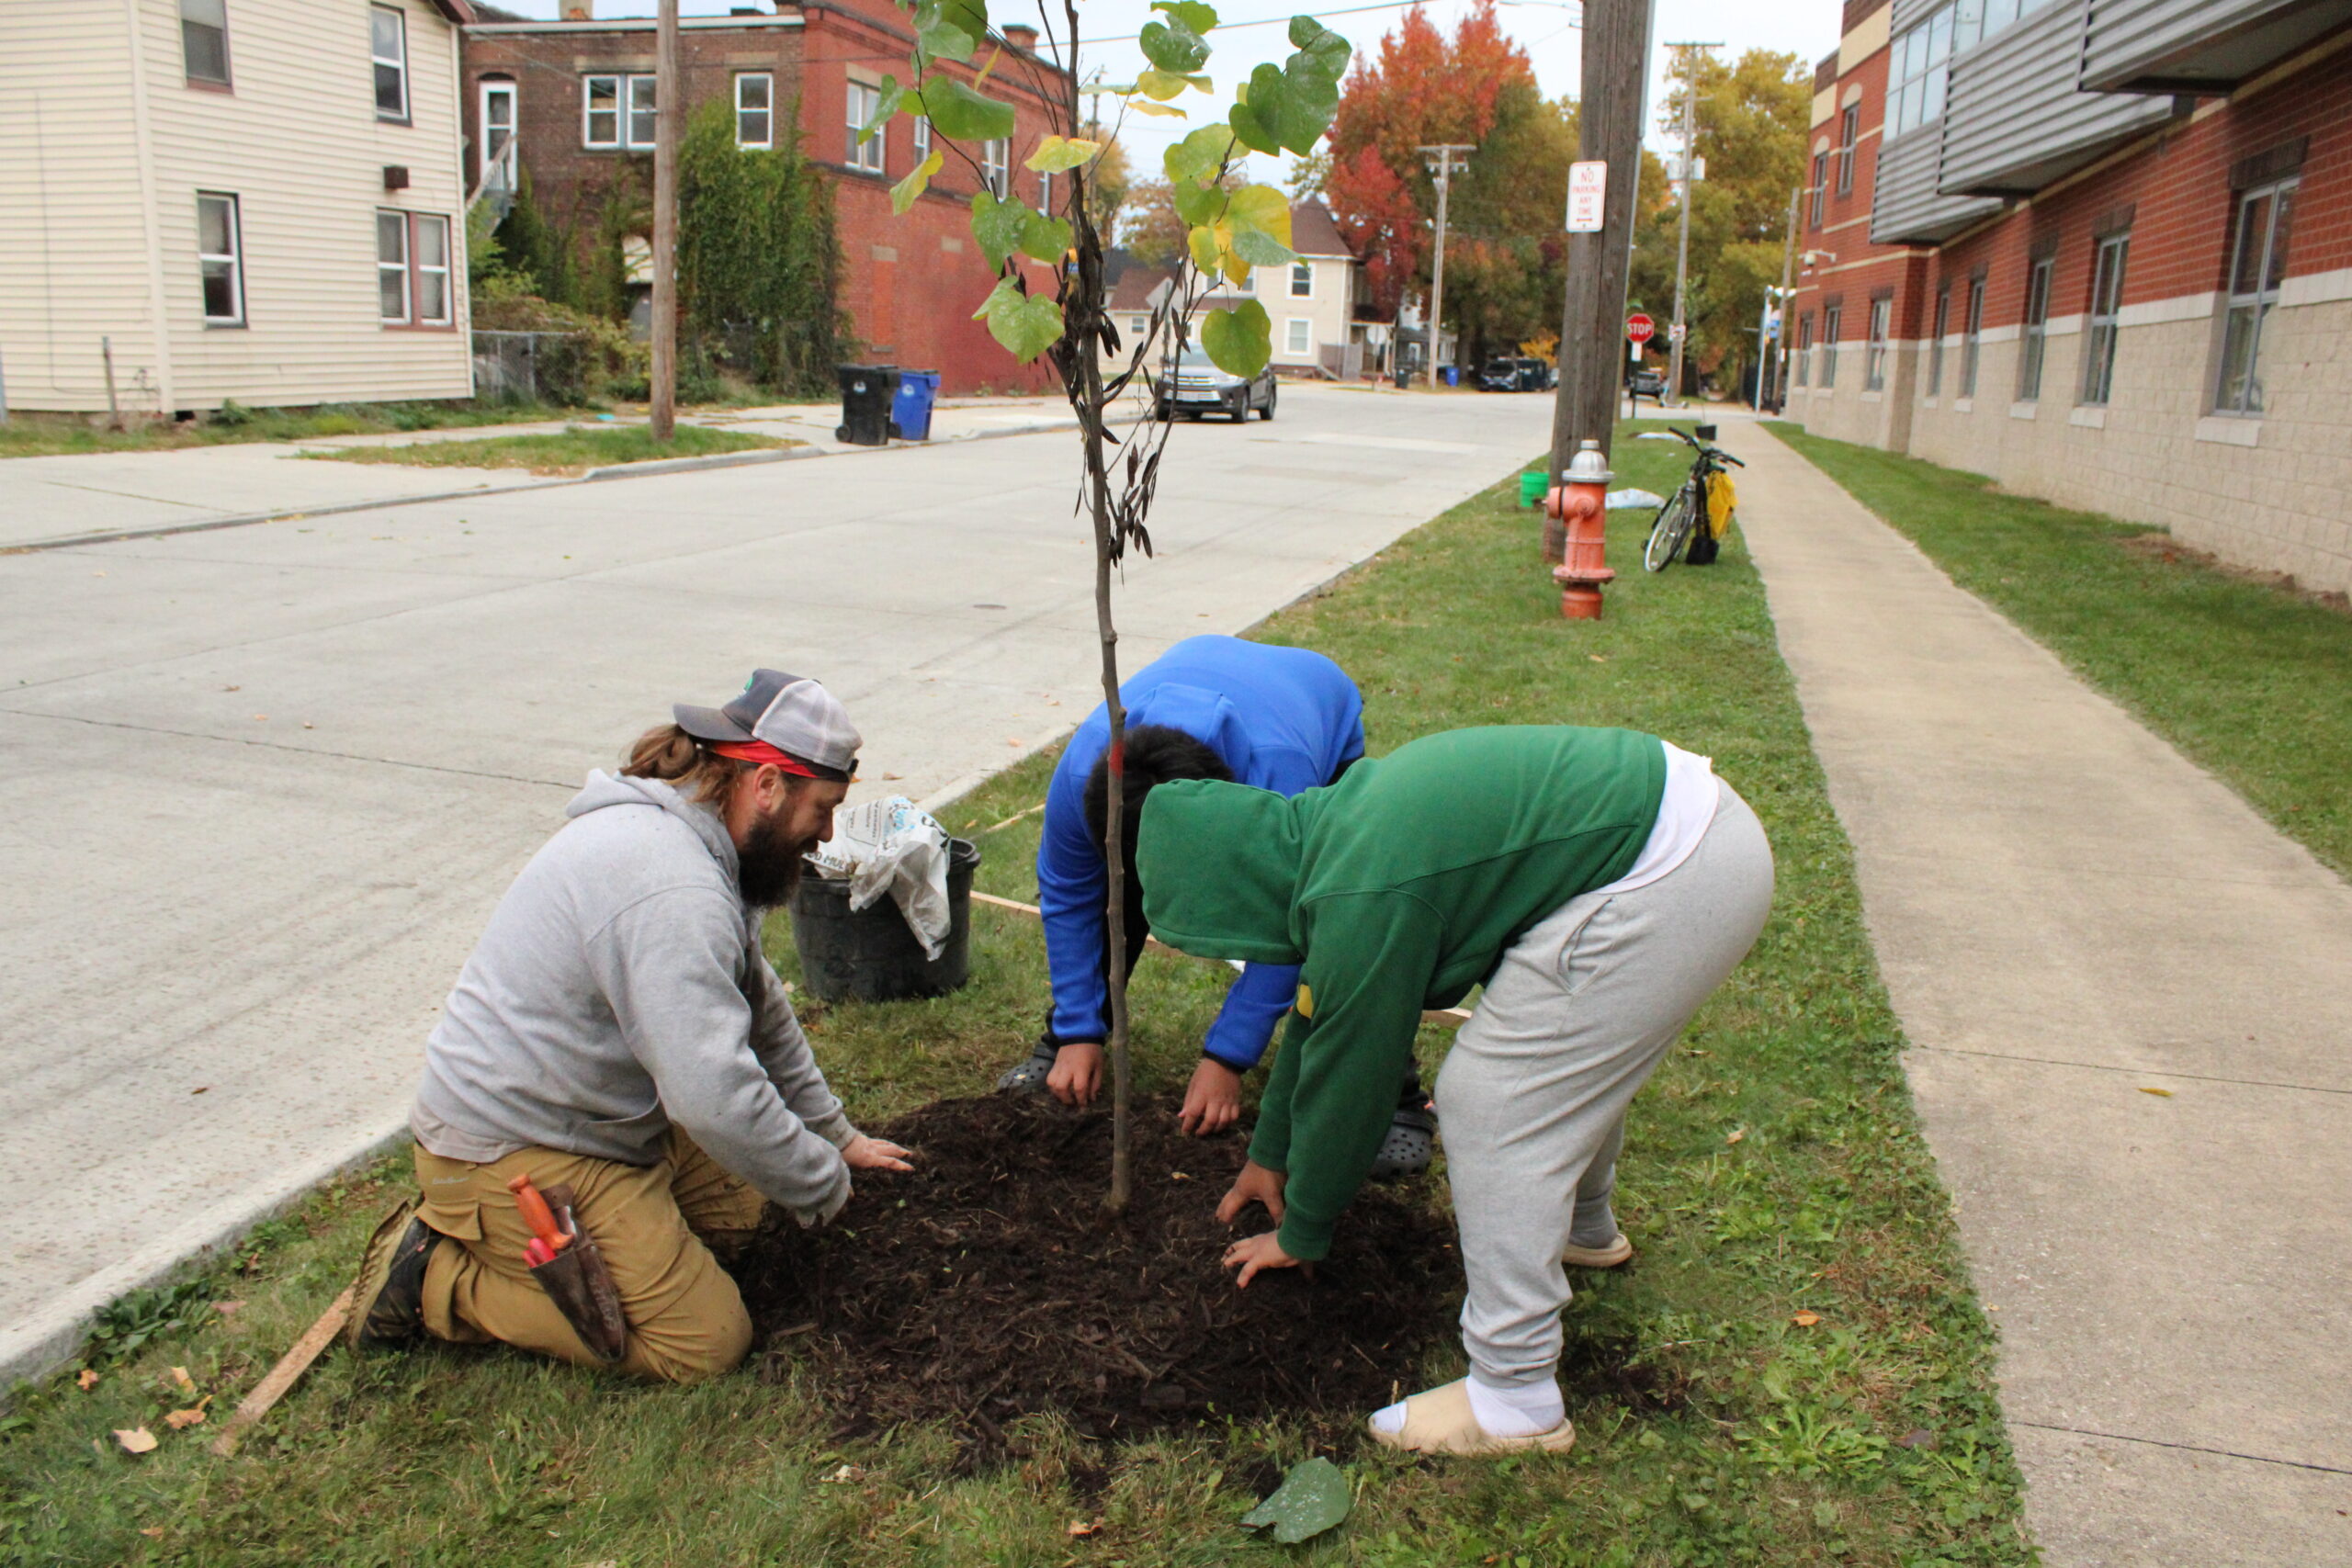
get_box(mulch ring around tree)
[734,1090,1462,1455]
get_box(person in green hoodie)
[1136,725,1774,1456]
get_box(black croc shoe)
[345,1200,445,1352]
[997,1038,1059,1093]
[1369,1101,1438,1181]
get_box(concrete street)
[0,382,1550,1381]
[1734,420,2352,1567]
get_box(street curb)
[2,417,1082,557]
[0,1119,413,1396]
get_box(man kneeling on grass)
[1135,725,1774,1455]
[346,671,910,1382]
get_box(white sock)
[1369,1375,1565,1438]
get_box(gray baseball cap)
[674,669,861,781]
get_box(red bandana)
[712,739,820,777]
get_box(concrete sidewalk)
[1734,424,2352,1565]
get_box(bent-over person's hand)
[1216,1158,1286,1225]
[1221,1231,1301,1288]
[842,1134,913,1172]
[1177,1057,1244,1136]
[1046,1041,1104,1107]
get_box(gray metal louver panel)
[1942,0,2182,196]
[1871,119,2003,243]
[2082,0,2352,93]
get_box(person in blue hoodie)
[998,636,1434,1175]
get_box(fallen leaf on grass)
[1240,1456,1352,1544]
[1792,1311,1822,1327]
[1725,1129,1746,1145]
[1067,1519,1102,1538]
[2139,1087,2174,1098]
[211,1300,243,1317]
[114,1427,159,1455]
[164,1399,209,1430]
[170,1366,197,1393]
[75,1369,98,1392]
[820,1463,865,1484]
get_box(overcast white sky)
[496,0,1841,184]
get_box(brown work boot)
[345,1198,444,1353]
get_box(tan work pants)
[413,1129,766,1383]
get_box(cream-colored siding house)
[1193,199,1364,376]
[0,0,475,416]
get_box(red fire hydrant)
[1544,439,1615,619]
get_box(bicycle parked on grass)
[1639,423,1744,572]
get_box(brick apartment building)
[1788,0,2352,595]
[461,0,1069,393]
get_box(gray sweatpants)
[1436,779,1775,1387]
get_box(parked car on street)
[1628,367,1668,404]
[1154,348,1278,422]
[1479,356,1555,392]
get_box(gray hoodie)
[411,771,858,1225]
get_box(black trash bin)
[834,364,901,446]
[787,838,980,1002]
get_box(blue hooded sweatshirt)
[1037,636,1363,1069]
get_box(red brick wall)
[1793,28,1908,350]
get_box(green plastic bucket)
[1518,469,1549,508]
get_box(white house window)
[912,115,931,157]
[846,82,885,172]
[1285,317,1312,355]
[1864,296,1891,389]
[480,80,517,193]
[370,6,408,122]
[1127,313,1148,337]
[1927,284,1948,395]
[182,0,231,87]
[583,75,619,147]
[413,213,451,324]
[1794,314,1812,386]
[377,210,411,322]
[736,73,773,149]
[2018,255,2053,400]
[2215,177,2295,416]
[1289,261,1312,299]
[198,193,244,325]
[627,74,658,148]
[2082,232,2128,406]
[1961,275,1984,396]
[980,138,1009,197]
[1835,105,1858,195]
[1821,302,1841,385]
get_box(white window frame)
[2018,254,2053,400]
[846,82,884,172]
[1835,105,1858,195]
[1039,168,1056,212]
[377,209,411,324]
[480,79,517,192]
[413,212,452,326]
[198,192,245,327]
[1289,260,1313,299]
[1886,4,1951,140]
[1961,275,1984,396]
[980,137,1009,197]
[1284,316,1312,355]
[582,74,620,148]
[2082,232,2128,406]
[1127,312,1148,338]
[734,72,773,149]
[911,115,931,158]
[181,0,232,88]
[626,73,658,150]
[370,5,408,123]
[1794,314,1812,386]
[2213,177,2295,417]
[1864,296,1891,389]
[1821,302,1841,386]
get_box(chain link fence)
[470,330,592,407]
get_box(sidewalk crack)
[1914,1043,2352,1099]
[2011,1418,2352,1476]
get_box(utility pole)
[1419,143,1473,384]
[1767,183,1798,411]
[650,0,680,441]
[1665,41,1717,408]
[1548,0,1651,491]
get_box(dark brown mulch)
[735,1091,1460,1450]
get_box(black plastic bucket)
[787,838,980,1002]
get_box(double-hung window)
[846,82,884,172]
[378,209,452,327]
[1809,152,1827,228]
[198,193,244,326]
[1290,261,1313,299]
[1835,105,1859,196]
[480,81,517,193]
[582,74,655,150]
[911,115,932,158]
[2215,178,2295,416]
[1821,302,1841,386]
[1864,296,1891,389]
[736,73,773,149]
[1285,317,1312,355]
[980,138,1009,197]
[2082,233,2128,406]
[1794,315,1812,386]
[370,6,408,122]
[182,0,232,87]
[1960,275,1984,396]
[1928,284,1949,395]
[2018,254,2052,400]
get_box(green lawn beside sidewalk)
[0,427,2029,1567]
[1770,423,2352,880]
[301,425,795,477]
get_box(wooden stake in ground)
[209,1287,353,1457]
[649,0,680,442]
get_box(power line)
[1080,0,1579,46]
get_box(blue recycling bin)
[1441,365,1460,387]
[889,369,941,441]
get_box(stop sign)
[1625,313,1656,345]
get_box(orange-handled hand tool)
[508,1174,571,1254]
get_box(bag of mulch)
[805,796,954,958]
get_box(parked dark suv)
[1628,367,1668,403]
[1154,348,1278,423]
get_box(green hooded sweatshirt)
[1136,725,1666,1262]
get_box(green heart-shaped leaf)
[1170,178,1224,228]
[1286,16,1350,81]
[1238,1456,1352,1545]
[1154,0,1219,33]
[1019,209,1072,262]
[1024,135,1100,173]
[1201,298,1271,378]
[969,191,1033,270]
[892,151,944,215]
[972,276,1064,361]
[1163,123,1237,185]
[920,75,1014,142]
[1140,15,1210,73]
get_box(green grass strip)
[300,424,794,476]
[0,427,2028,1566]
[1770,422,2352,879]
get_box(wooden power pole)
[650,0,680,441]
[1548,0,1653,492]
